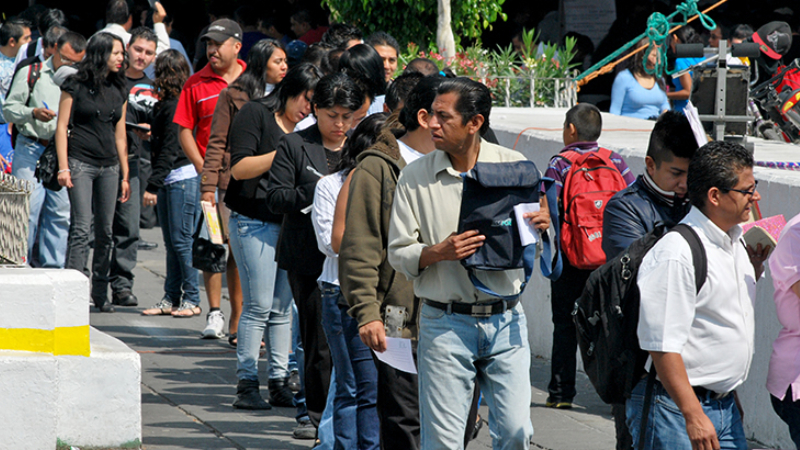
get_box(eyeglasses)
[721,180,758,197]
[58,52,80,66]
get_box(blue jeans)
[626,378,746,450]
[228,213,293,381]
[11,135,69,268]
[319,282,380,450]
[316,368,337,450]
[156,175,200,306]
[418,302,533,450]
[65,158,119,301]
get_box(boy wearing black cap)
[171,19,244,331]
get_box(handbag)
[191,215,227,273]
[457,160,562,300]
[35,94,73,192]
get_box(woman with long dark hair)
[265,72,364,429]
[338,43,387,120]
[56,32,130,312]
[225,63,323,409]
[140,50,199,317]
[311,113,387,450]
[609,37,670,120]
[199,38,288,338]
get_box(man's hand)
[201,191,216,206]
[133,123,151,141]
[359,320,387,352]
[419,230,485,270]
[152,2,167,23]
[746,243,769,280]
[143,191,157,207]
[684,409,720,450]
[33,108,56,122]
[524,209,550,231]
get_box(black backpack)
[573,222,707,405]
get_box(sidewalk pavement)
[90,226,618,450]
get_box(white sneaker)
[201,310,226,339]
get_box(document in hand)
[513,202,540,246]
[200,201,224,245]
[373,337,417,374]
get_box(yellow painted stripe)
[0,326,90,356]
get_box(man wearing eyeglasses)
[2,31,86,268]
[628,140,768,450]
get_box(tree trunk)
[437,0,456,59]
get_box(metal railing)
[469,76,578,108]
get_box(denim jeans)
[65,158,119,301]
[11,135,69,268]
[771,386,800,449]
[315,368,337,450]
[156,175,200,306]
[228,213,293,381]
[418,302,533,450]
[626,378,747,450]
[110,170,140,293]
[292,301,308,420]
[319,282,380,450]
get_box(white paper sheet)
[513,202,541,247]
[373,337,417,374]
[683,101,708,148]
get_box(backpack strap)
[26,41,37,59]
[466,176,563,300]
[24,62,42,107]
[670,223,708,294]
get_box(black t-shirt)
[225,99,286,223]
[62,77,126,167]
[125,75,157,175]
[324,147,342,173]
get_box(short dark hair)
[58,31,87,54]
[365,31,399,55]
[0,18,31,46]
[386,72,424,111]
[19,5,47,32]
[129,26,157,47]
[564,103,602,142]
[321,47,343,75]
[42,25,68,49]
[730,24,754,41]
[106,0,131,26]
[321,23,362,49]
[404,57,439,76]
[400,75,443,131]
[436,77,492,135]
[687,141,754,209]
[646,111,698,166]
[38,8,67,35]
[291,10,315,28]
[312,72,365,112]
[303,43,331,69]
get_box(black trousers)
[288,271,331,428]
[548,258,592,402]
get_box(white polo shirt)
[637,206,757,394]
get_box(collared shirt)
[637,206,757,394]
[767,213,800,401]
[312,171,347,286]
[397,139,424,164]
[172,60,246,158]
[2,56,60,139]
[0,52,16,123]
[388,141,528,304]
[13,39,44,71]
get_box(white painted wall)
[490,107,800,449]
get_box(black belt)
[693,386,732,400]
[22,134,49,147]
[423,298,519,318]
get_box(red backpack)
[559,148,627,270]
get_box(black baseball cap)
[201,19,242,43]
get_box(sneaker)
[201,310,226,339]
[545,399,573,409]
[288,370,301,393]
[293,418,316,439]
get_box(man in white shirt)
[98,0,170,57]
[631,140,767,450]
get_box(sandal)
[172,301,201,317]
[142,298,176,316]
[228,332,237,347]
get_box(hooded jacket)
[339,126,418,339]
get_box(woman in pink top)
[767,212,800,448]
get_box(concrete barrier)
[0,268,141,449]
[490,107,800,449]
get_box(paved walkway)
[91,226,618,450]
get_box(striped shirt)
[543,141,635,198]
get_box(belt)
[423,298,519,318]
[22,134,49,147]
[693,386,732,400]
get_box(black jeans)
[548,258,592,402]
[110,172,140,293]
[772,386,800,449]
[288,270,331,428]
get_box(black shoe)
[288,370,300,393]
[112,290,138,307]
[137,240,158,251]
[268,377,295,407]
[293,418,316,440]
[94,300,115,313]
[232,379,271,410]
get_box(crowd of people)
[3,2,800,450]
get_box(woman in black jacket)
[140,50,199,317]
[225,63,323,410]
[265,72,364,427]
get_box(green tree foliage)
[322,0,506,50]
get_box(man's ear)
[707,187,722,207]
[417,109,429,129]
[644,156,657,177]
[467,114,484,135]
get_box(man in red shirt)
[172,19,244,328]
